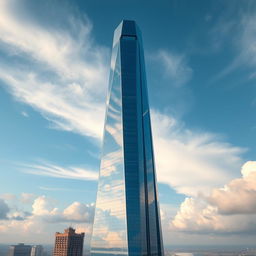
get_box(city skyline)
[0,0,256,248]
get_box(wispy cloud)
[21,111,29,118]
[154,50,193,87]
[210,4,256,82]
[0,0,108,139]
[151,110,246,196]
[22,162,98,181]
[39,186,89,192]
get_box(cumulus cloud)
[32,196,58,216]
[0,194,94,242]
[171,161,256,234]
[31,195,94,223]
[63,202,94,223]
[155,50,193,87]
[207,161,256,215]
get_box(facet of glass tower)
[90,20,164,256]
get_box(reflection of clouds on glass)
[110,44,119,71]
[110,92,121,109]
[107,88,121,119]
[103,184,111,192]
[100,165,116,177]
[100,150,122,177]
[105,129,123,147]
[108,104,119,117]
[96,179,126,220]
[146,160,155,205]
[104,65,123,148]
[91,209,128,251]
[103,231,127,248]
[91,31,131,254]
[105,124,121,137]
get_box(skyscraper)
[30,245,43,256]
[53,227,85,256]
[90,20,164,256]
[8,243,32,256]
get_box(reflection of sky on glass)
[91,21,164,255]
[91,42,128,255]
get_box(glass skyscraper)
[90,20,164,256]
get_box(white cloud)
[210,9,256,81]
[171,161,256,234]
[151,110,245,196]
[0,194,94,243]
[31,195,94,223]
[155,50,193,87]
[32,195,58,216]
[72,223,93,236]
[241,160,256,177]
[63,202,94,223]
[39,186,85,192]
[0,0,108,138]
[207,161,256,215]
[238,14,256,71]
[22,162,98,181]
[0,0,107,87]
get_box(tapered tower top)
[118,20,137,36]
[113,20,142,46]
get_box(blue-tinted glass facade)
[90,20,164,256]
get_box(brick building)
[53,227,85,256]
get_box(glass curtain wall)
[90,20,164,256]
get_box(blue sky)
[0,0,256,247]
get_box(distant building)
[30,245,43,256]
[53,227,85,256]
[8,243,32,256]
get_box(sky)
[0,0,256,248]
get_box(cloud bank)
[171,161,256,234]
[0,194,94,242]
